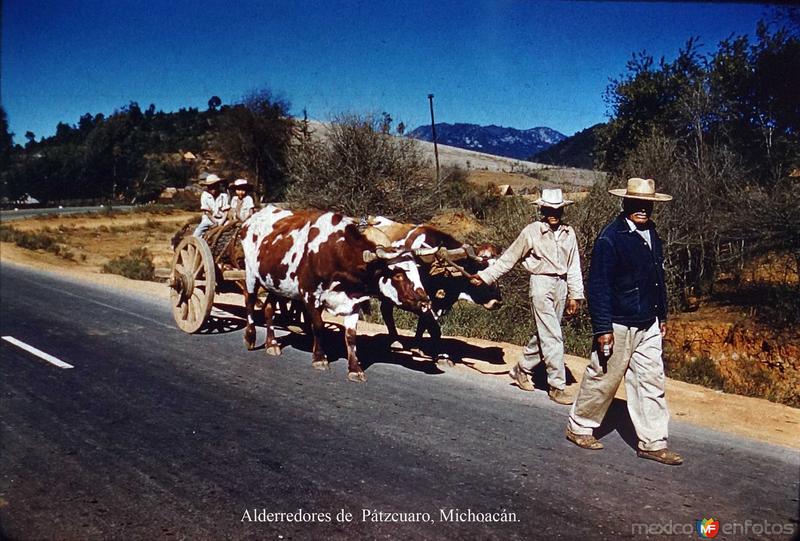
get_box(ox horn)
[362,247,398,261]
[412,246,440,257]
[444,247,467,260]
[375,246,402,260]
[461,244,486,261]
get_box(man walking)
[475,188,584,404]
[566,177,683,465]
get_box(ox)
[240,205,432,382]
[366,217,502,365]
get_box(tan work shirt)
[478,221,585,300]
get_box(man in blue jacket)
[566,177,683,465]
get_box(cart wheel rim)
[170,235,216,333]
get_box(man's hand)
[660,322,667,337]
[596,332,614,373]
[469,275,484,287]
[565,298,581,318]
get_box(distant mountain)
[530,123,604,169]
[406,123,565,161]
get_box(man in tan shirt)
[475,188,584,404]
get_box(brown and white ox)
[366,217,502,365]
[240,206,431,382]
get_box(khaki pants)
[520,274,568,391]
[568,319,669,451]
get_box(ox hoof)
[265,344,282,356]
[436,356,455,368]
[312,359,330,370]
[389,340,403,350]
[244,327,256,351]
[347,371,367,383]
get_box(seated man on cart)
[193,174,229,237]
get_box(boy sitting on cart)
[193,174,229,237]
[227,178,256,223]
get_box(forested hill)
[530,124,603,169]
[0,93,294,205]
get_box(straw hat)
[230,178,253,189]
[609,177,672,202]
[534,188,574,208]
[200,173,224,186]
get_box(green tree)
[600,26,800,183]
[0,106,16,201]
[597,21,800,309]
[215,88,295,200]
[0,106,13,167]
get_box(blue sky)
[3,1,769,144]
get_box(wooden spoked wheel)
[169,236,216,333]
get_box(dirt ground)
[1,210,798,450]
[3,210,194,270]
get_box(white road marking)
[2,336,74,369]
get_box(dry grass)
[0,210,194,272]
[102,247,156,281]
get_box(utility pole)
[428,94,440,184]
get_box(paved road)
[0,206,134,222]
[0,263,797,540]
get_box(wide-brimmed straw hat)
[534,188,574,209]
[230,178,253,189]
[200,173,224,186]
[609,177,672,202]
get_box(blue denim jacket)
[587,214,668,335]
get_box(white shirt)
[625,218,652,249]
[214,193,230,225]
[199,191,217,215]
[230,194,255,222]
[478,221,584,300]
[200,191,229,225]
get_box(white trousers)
[568,319,669,451]
[520,274,568,391]
[193,215,215,237]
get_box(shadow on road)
[209,302,506,377]
[196,314,247,334]
[595,398,639,450]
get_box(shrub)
[0,225,74,260]
[665,352,798,407]
[287,113,492,223]
[9,229,58,250]
[666,355,725,390]
[102,247,155,281]
[0,226,16,243]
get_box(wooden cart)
[163,234,246,333]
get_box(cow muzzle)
[412,288,432,313]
